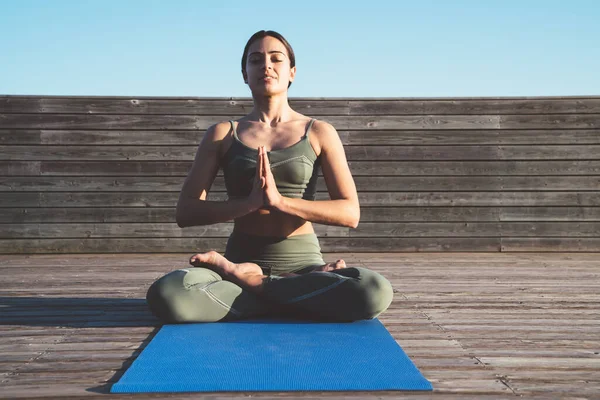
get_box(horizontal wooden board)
[4,160,600,176]
[0,237,503,253]
[3,129,600,145]
[0,113,495,130]
[0,237,596,252]
[2,207,599,224]
[501,238,600,252]
[3,145,600,161]
[337,129,600,145]
[2,222,599,239]
[2,96,600,114]
[2,113,598,130]
[347,98,600,115]
[0,98,350,115]
[3,176,599,192]
[2,191,599,207]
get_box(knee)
[353,267,394,319]
[146,269,187,323]
[146,268,220,323]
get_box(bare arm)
[175,122,259,228]
[270,121,360,228]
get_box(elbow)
[346,203,360,229]
[175,211,187,228]
[175,201,190,228]
[176,198,210,228]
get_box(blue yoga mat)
[111,318,432,393]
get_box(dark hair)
[241,30,296,89]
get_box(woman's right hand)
[247,147,266,211]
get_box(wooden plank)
[348,192,600,207]
[1,251,594,264]
[3,222,600,239]
[348,98,600,115]
[338,129,600,145]
[352,222,600,237]
[360,207,600,222]
[344,160,600,176]
[501,238,600,252]
[508,381,600,397]
[2,191,599,208]
[0,113,503,130]
[2,113,593,130]
[3,96,600,114]
[0,237,503,253]
[500,114,599,129]
[4,206,599,224]
[4,144,600,161]
[0,97,350,115]
[4,160,600,176]
[0,222,332,238]
[0,237,600,254]
[3,175,599,192]
[4,128,600,145]
[479,356,600,369]
[501,370,600,381]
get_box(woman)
[146,30,393,323]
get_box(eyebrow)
[248,51,285,57]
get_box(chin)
[252,87,286,97]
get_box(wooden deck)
[1,252,599,399]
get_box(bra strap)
[304,118,316,138]
[229,120,238,139]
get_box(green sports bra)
[220,119,320,200]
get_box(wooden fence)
[1,95,599,253]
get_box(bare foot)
[189,251,266,293]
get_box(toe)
[189,253,207,264]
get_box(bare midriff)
[233,208,315,237]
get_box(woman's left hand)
[259,146,283,209]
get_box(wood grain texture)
[3,176,599,192]
[4,160,600,176]
[3,96,600,114]
[1,96,599,253]
[3,145,600,161]
[3,129,600,145]
[0,252,598,398]
[2,191,599,207]
[2,113,597,130]
[2,206,599,223]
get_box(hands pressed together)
[248,146,283,211]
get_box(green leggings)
[146,232,394,323]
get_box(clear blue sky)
[1,0,599,97]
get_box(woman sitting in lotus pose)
[146,30,393,323]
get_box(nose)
[261,56,274,68]
[263,60,273,70]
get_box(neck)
[250,92,293,126]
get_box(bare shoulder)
[309,119,342,156]
[200,120,234,157]
[204,120,233,143]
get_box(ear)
[289,66,296,83]
[242,71,248,84]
